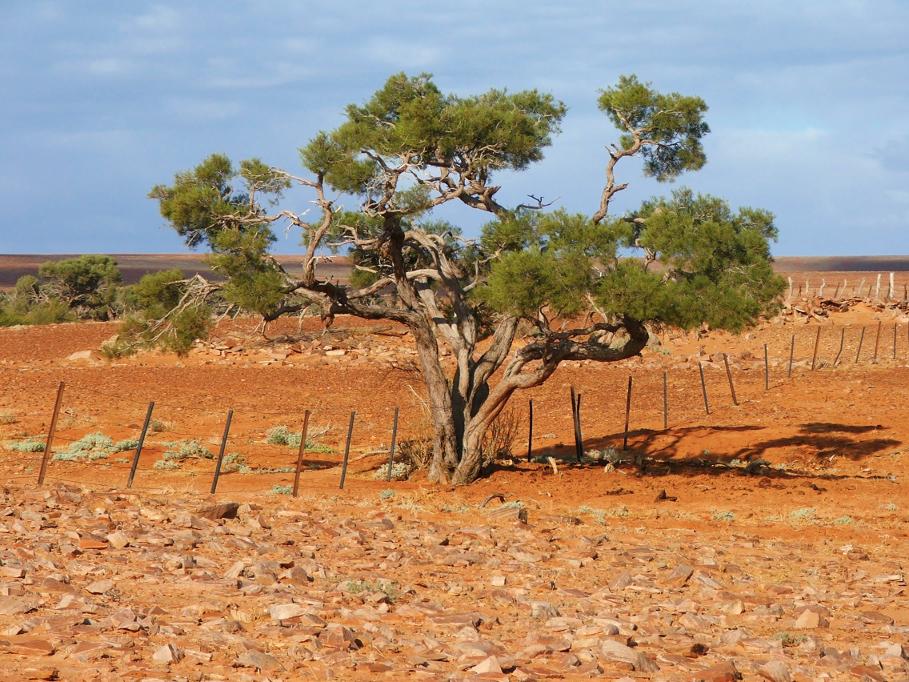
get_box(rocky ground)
[0,481,906,681]
[1,306,908,680]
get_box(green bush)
[162,440,214,462]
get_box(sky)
[1,1,907,256]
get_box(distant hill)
[0,254,352,289]
[2,253,909,290]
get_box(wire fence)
[1,321,907,494]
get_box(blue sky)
[1,1,907,255]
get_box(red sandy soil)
[0,309,907,679]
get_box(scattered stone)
[85,579,114,595]
[758,660,791,682]
[196,502,240,520]
[151,643,183,665]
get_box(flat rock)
[196,502,240,520]
[758,660,791,682]
[85,579,114,595]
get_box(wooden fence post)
[698,362,710,415]
[338,411,356,489]
[723,354,739,406]
[209,408,234,495]
[526,399,534,461]
[126,401,155,489]
[788,334,795,378]
[36,382,65,486]
[873,320,882,363]
[855,327,865,363]
[570,387,582,462]
[662,370,669,430]
[385,407,400,482]
[622,375,633,451]
[833,327,845,367]
[574,392,584,462]
[811,327,821,370]
[292,410,311,497]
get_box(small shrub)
[0,412,18,425]
[114,438,139,452]
[265,424,332,452]
[266,425,299,447]
[7,438,45,453]
[221,452,247,473]
[342,579,399,602]
[832,515,854,526]
[712,510,735,522]
[788,507,816,523]
[584,448,623,465]
[776,632,807,647]
[153,459,179,470]
[373,461,411,481]
[162,440,213,462]
[378,489,395,500]
[883,502,897,512]
[53,432,136,461]
[271,484,292,495]
[150,419,170,433]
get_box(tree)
[37,255,122,320]
[150,73,784,484]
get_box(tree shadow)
[514,421,900,479]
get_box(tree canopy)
[147,73,784,484]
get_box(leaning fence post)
[574,392,584,462]
[209,408,234,495]
[723,354,739,406]
[36,382,65,486]
[126,401,155,489]
[622,375,633,451]
[833,326,845,367]
[662,370,669,430]
[811,327,821,370]
[526,399,534,461]
[872,320,882,363]
[569,387,582,462]
[698,362,710,415]
[292,409,311,497]
[338,411,356,489]
[787,334,795,378]
[855,326,865,363]
[763,343,769,390]
[385,407,400,481]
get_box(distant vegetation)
[0,255,213,355]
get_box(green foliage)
[271,484,293,495]
[265,424,334,453]
[51,432,136,461]
[1,258,119,326]
[6,438,45,453]
[301,72,567,194]
[209,228,286,317]
[477,190,783,333]
[126,268,185,318]
[162,440,214,462]
[598,74,709,181]
[38,255,122,319]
